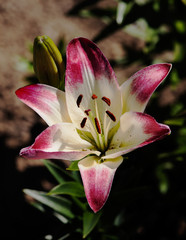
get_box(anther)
[92,94,98,99]
[102,96,111,106]
[94,118,101,134]
[85,109,91,116]
[76,94,83,108]
[80,117,87,128]
[106,110,116,122]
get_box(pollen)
[102,96,111,106]
[94,117,101,134]
[80,117,87,128]
[106,110,116,122]
[77,94,83,108]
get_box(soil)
[1,0,186,239]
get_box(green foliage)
[48,181,85,198]
[24,160,100,239]
[43,159,76,183]
[66,160,80,171]
[23,189,75,219]
[83,211,102,238]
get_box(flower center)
[76,93,117,153]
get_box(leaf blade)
[66,161,80,171]
[43,159,76,183]
[83,211,102,238]
[24,189,75,219]
[49,181,85,198]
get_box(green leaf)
[24,189,74,219]
[66,161,80,171]
[30,198,69,223]
[83,211,102,238]
[43,159,76,183]
[31,201,45,212]
[164,118,185,126]
[49,181,85,198]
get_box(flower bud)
[33,35,65,90]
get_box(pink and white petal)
[78,156,123,213]
[16,84,71,126]
[103,112,170,159]
[20,123,100,160]
[65,37,122,129]
[120,64,172,113]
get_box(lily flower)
[16,37,171,213]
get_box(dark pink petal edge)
[19,124,92,161]
[15,84,58,114]
[130,63,172,103]
[65,37,119,90]
[20,147,88,161]
[138,112,171,145]
[104,112,171,159]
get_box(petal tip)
[15,87,24,99]
[19,147,34,159]
[164,124,171,136]
[160,62,172,73]
[130,63,172,105]
[15,84,35,97]
[78,157,117,212]
[19,149,27,159]
[90,203,104,213]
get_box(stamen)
[106,110,116,122]
[76,94,83,108]
[80,117,87,128]
[102,96,111,106]
[94,117,101,134]
[92,94,98,99]
[85,109,91,116]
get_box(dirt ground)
[1,0,185,239]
